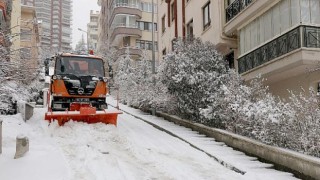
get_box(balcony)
[224,0,277,35]
[117,47,142,57]
[110,23,141,43]
[109,2,142,26]
[226,0,253,23]
[53,1,59,6]
[238,25,320,82]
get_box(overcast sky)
[72,0,100,49]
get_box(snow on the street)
[0,97,299,180]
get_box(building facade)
[32,0,73,52]
[157,0,320,99]
[224,0,320,99]
[8,0,40,78]
[158,0,237,64]
[10,0,22,62]
[87,10,99,52]
[0,0,11,46]
[97,0,158,63]
[20,4,40,70]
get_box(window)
[20,29,32,41]
[137,21,158,31]
[171,3,175,21]
[136,40,158,51]
[202,1,211,30]
[123,36,130,46]
[136,40,144,49]
[171,39,176,51]
[162,15,166,33]
[140,2,157,13]
[20,48,31,59]
[162,48,166,57]
[225,51,234,69]
[146,41,152,50]
[186,19,194,38]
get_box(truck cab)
[46,53,108,111]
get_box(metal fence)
[237,26,320,74]
[238,25,320,74]
[303,26,320,48]
[226,0,253,22]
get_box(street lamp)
[78,28,89,52]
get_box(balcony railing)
[238,25,320,74]
[226,0,253,23]
[111,23,138,30]
[110,23,141,43]
[113,2,140,9]
[117,47,142,57]
[109,3,142,26]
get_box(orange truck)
[44,53,121,126]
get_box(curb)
[153,110,320,180]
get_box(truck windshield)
[55,57,105,77]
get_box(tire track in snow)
[47,120,172,180]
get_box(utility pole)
[151,0,155,74]
[151,0,156,116]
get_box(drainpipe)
[174,0,178,38]
[182,0,186,38]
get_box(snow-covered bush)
[1,43,44,110]
[113,50,177,112]
[162,38,228,125]
[280,89,320,157]
[112,38,320,158]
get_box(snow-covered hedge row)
[1,45,44,109]
[113,38,320,158]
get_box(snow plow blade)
[45,107,122,126]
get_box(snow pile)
[0,109,70,180]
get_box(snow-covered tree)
[128,50,153,108]
[114,49,135,105]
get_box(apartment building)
[21,0,34,6]
[8,0,40,72]
[158,0,237,65]
[20,4,40,70]
[0,0,7,33]
[0,0,11,46]
[10,0,21,62]
[97,0,158,62]
[88,10,99,52]
[32,0,73,52]
[224,0,320,98]
[158,0,320,99]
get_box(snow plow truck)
[44,53,122,126]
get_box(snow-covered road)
[0,97,299,180]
